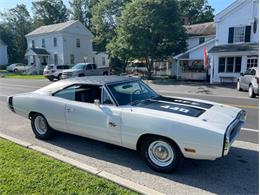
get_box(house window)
[247,56,258,68]
[53,37,57,47]
[76,38,80,48]
[70,54,75,64]
[199,37,205,44]
[218,57,242,73]
[42,39,45,48]
[32,40,35,48]
[218,57,225,73]
[92,57,95,64]
[102,57,106,66]
[233,26,246,43]
[54,54,58,65]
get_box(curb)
[0,132,165,195]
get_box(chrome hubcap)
[34,116,47,135]
[237,82,240,90]
[249,87,253,96]
[148,141,174,167]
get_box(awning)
[208,43,259,53]
[25,48,50,56]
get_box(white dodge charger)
[7,76,246,172]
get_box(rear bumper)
[222,110,246,156]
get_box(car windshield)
[72,63,86,70]
[107,80,158,105]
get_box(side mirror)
[240,72,244,76]
[94,99,100,107]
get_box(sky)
[0,0,236,15]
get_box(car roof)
[66,76,140,85]
[35,76,141,94]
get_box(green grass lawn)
[3,73,45,79]
[0,138,137,195]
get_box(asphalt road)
[0,78,259,194]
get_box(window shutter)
[228,27,234,43]
[245,25,251,42]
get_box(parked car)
[43,64,71,81]
[7,76,246,173]
[62,63,110,79]
[6,63,29,72]
[237,67,259,98]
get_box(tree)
[179,0,214,24]
[69,0,98,28]
[32,0,69,26]
[0,4,32,63]
[90,0,129,52]
[110,0,187,79]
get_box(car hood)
[62,69,80,73]
[132,96,242,132]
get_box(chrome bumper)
[223,110,246,156]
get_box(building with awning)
[25,48,50,70]
[209,0,259,83]
[172,22,216,81]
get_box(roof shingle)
[26,20,77,36]
[208,43,259,53]
[184,22,216,36]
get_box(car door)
[63,84,122,145]
[240,69,251,90]
[85,64,94,75]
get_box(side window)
[244,69,251,75]
[102,89,113,105]
[92,64,97,69]
[86,64,92,70]
[54,85,77,100]
[54,85,101,103]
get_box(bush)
[0,64,7,70]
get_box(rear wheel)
[237,81,242,91]
[140,136,183,173]
[31,113,54,139]
[13,69,18,73]
[249,85,256,98]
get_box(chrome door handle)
[66,108,73,112]
[108,122,117,127]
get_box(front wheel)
[58,74,62,80]
[237,81,242,91]
[249,85,256,98]
[31,113,54,139]
[140,136,183,173]
[48,76,54,81]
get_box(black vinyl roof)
[67,75,140,85]
[208,43,259,53]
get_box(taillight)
[256,77,259,84]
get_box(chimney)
[183,16,190,25]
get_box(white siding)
[27,33,64,64]
[215,0,259,45]
[187,35,215,50]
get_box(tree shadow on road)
[45,132,259,195]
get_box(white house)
[0,39,8,65]
[172,22,216,80]
[25,20,109,71]
[209,0,259,83]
